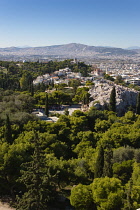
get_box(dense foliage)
[0,60,140,209]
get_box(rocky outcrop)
[89,81,139,115]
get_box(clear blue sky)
[0,0,140,48]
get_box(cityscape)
[0,43,140,210]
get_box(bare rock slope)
[89,82,138,115]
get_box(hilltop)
[0,43,138,61]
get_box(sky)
[0,0,140,48]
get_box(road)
[49,105,81,116]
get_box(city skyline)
[0,0,140,48]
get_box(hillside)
[0,43,137,60]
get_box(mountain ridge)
[0,43,137,60]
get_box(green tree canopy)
[92,177,124,210]
[70,184,93,210]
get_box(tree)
[109,86,116,112]
[72,87,90,104]
[20,72,33,92]
[64,108,69,116]
[4,114,12,144]
[136,92,140,115]
[113,160,133,184]
[92,177,124,210]
[73,131,95,158]
[112,146,134,164]
[0,137,33,201]
[95,119,111,133]
[45,93,49,116]
[124,163,140,209]
[19,74,28,91]
[104,73,114,81]
[68,79,81,94]
[124,179,133,210]
[16,94,35,113]
[87,107,108,131]
[103,147,113,177]
[50,90,71,105]
[132,162,140,186]
[16,133,56,210]
[70,184,94,210]
[114,75,124,85]
[94,146,104,178]
[83,92,90,105]
[30,81,34,97]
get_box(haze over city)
[0,0,140,49]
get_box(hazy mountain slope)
[0,43,137,58]
[126,46,140,50]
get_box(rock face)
[89,81,138,115]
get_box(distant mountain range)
[0,43,139,60]
[126,46,140,50]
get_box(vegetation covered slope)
[0,60,140,209]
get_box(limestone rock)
[89,81,138,115]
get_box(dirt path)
[0,202,15,210]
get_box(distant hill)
[0,43,137,60]
[17,45,31,48]
[126,46,140,50]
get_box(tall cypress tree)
[109,86,116,112]
[30,81,34,97]
[83,92,90,105]
[103,147,113,177]
[136,92,140,115]
[4,114,12,144]
[94,146,104,178]
[45,93,49,116]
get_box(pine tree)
[45,93,49,116]
[16,133,55,210]
[4,114,12,144]
[94,146,104,178]
[109,86,116,112]
[136,92,140,115]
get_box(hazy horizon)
[0,43,140,50]
[1,0,140,49]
